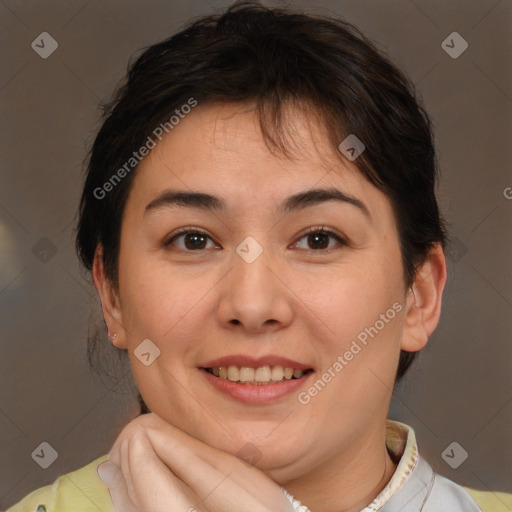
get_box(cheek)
[299,254,404,387]
[120,257,217,346]
[303,264,397,340]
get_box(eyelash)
[165,225,347,253]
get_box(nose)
[217,240,294,334]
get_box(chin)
[232,433,305,470]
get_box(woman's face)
[106,103,413,481]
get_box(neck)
[281,423,397,512]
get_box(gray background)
[1,0,511,510]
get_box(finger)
[144,424,292,512]
[107,419,206,511]
[118,430,205,512]
[109,414,292,512]
[97,460,140,512]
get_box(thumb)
[97,460,123,487]
[97,460,140,512]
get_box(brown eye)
[166,230,217,251]
[295,228,346,251]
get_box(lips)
[200,359,315,404]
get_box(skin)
[97,413,296,512]
[93,102,447,512]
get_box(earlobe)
[400,244,447,353]
[92,246,126,349]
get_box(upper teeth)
[209,365,306,384]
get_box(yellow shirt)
[5,454,113,512]
[5,421,512,512]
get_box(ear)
[92,245,127,349]
[401,243,447,352]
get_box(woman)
[6,2,511,511]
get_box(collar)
[281,419,419,512]
[360,419,419,511]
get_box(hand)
[97,412,296,512]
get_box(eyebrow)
[144,187,370,219]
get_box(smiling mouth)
[203,365,314,385]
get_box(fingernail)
[97,460,117,485]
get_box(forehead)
[126,102,391,223]
[147,102,340,173]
